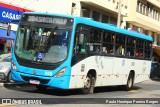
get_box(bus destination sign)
[27,16,67,25]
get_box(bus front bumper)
[11,70,70,89]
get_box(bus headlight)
[54,67,67,77]
[12,61,18,71]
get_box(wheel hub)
[84,77,91,88]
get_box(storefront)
[153,46,160,62]
[0,2,32,54]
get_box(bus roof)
[75,17,153,41]
[23,12,153,41]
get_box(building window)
[144,29,148,35]
[92,11,100,21]
[110,17,117,26]
[137,1,160,21]
[144,6,147,15]
[71,3,76,15]
[102,14,109,23]
[81,6,90,17]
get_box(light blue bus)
[8,12,153,94]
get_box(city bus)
[7,12,153,94]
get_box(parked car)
[0,53,11,61]
[150,61,160,79]
[0,53,12,82]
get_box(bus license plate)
[29,79,40,85]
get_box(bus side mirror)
[7,19,19,36]
[78,33,84,44]
[7,24,11,36]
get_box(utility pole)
[117,0,122,27]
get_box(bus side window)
[144,41,151,59]
[89,29,101,53]
[135,39,144,58]
[126,37,135,57]
[115,34,125,56]
[102,31,114,55]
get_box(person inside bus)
[116,45,124,55]
[136,51,143,57]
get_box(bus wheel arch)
[82,69,96,94]
[125,70,135,91]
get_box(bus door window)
[73,32,79,55]
[73,26,87,54]
[72,24,88,65]
[78,33,86,53]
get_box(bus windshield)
[15,14,73,64]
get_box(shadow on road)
[2,82,142,96]
[150,78,160,82]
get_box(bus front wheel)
[82,74,95,94]
[125,72,134,91]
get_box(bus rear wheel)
[125,72,134,91]
[82,74,95,94]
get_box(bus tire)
[82,74,95,94]
[125,72,134,91]
[7,71,12,82]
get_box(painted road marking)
[0,104,16,106]
[128,90,142,92]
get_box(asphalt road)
[0,79,160,107]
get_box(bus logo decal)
[38,53,44,59]
[122,59,125,66]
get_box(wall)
[0,0,72,15]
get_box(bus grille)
[21,75,50,84]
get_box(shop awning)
[153,47,160,58]
[0,28,16,40]
[155,49,160,56]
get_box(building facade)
[1,0,160,61]
[0,1,32,54]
